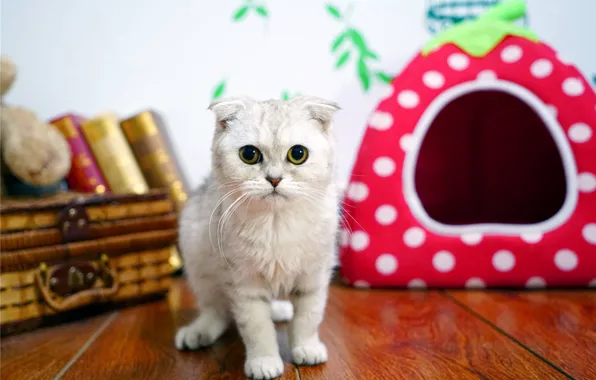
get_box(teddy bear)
[0,55,71,195]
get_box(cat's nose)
[266,177,282,188]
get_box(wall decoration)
[232,0,269,22]
[211,79,227,100]
[425,0,528,35]
[281,90,301,100]
[326,3,394,92]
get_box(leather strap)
[34,256,119,312]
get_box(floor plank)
[0,313,113,380]
[297,286,566,380]
[450,290,596,380]
[58,279,298,380]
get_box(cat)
[175,95,341,379]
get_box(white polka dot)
[554,249,578,271]
[353,280,370,289]
[530,59,553,78]
[568,122,592,143]
[381,85,394,101]
[501,45,523,63]
[461,232,483,245]
[422,71,445,89]
[547,104,558,118]
[346,182,369,202]
[582,223,596,245]
[578,172,596,193]
[447,53,469,71]
[376,254,398,275]
[526,276,547,288]
[373,157,396,177]
[432,250,455,273]
[403,227,426,248]
[397,90,420,108]
[375,205,397,225]
[350,231,369,251]
[399,134,414,152]
[562,78,585,96]
[465,277,486,289]
[368,111,394,131]
[476,70,497,81]
[521,232,543,244]
[492,250,516,272]
[339,229,349,247]
[589,279,596,288]
[407,278,427,289]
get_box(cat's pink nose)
[266,177,282,187]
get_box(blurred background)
[1,0,595,191]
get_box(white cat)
[175,95,341,379]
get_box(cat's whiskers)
[209,186,244,253]
[217,193,250,269]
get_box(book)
[50,114,110,194]
[80,115,149,194]
[120,110,189,211]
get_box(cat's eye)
[287,145,308,165]
[239,145,262,165]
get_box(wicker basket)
[0,189,178,335]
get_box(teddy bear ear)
[0,55,17,96]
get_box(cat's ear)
[208,96,254,127]
[292,95,341,130]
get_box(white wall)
[2,0,594,190]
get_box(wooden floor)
[1,277,595,380]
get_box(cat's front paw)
[175,325,215,351]
[291,339,328,366]
[244,356,284,379]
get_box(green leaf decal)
[364,50,379,60]
[212,81,226,100]
[256,6,268,17]
[348,29,368,53]
[326,4,342,19]
[375,72,393,84]
[331,31,348,52]
[357,59,370,91]
[233,6,249,21]
[335,51,351,68]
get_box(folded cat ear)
[292,95,341,129]
[208,96,254,126]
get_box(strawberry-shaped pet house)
[339,0,596,289]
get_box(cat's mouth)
[264,190,287,200]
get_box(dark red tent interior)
[414,90,567,226]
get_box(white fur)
[176,96,340,379]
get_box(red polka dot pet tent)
[339,0,596,289]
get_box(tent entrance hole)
[413,90,567,226]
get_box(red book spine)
[50,114,110,194]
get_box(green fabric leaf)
[422,0,538,57]
[357,59,370,91]
[335,51,351,68]
[256,6,268,17]
[233,6,249,21]
[375,72,393,84]
[348,29,368,53]
[212,81,226,100]
[331,31,348,52]
[326,4,342,19]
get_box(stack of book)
[47,110,190,272]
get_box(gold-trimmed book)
[80,115,149,195]
[120,110,188,211]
